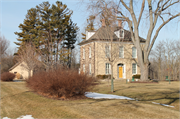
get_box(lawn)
[1,80,179,118]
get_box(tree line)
[150,40,180,80]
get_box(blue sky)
[0,0,180,51]
[0,0,89,50]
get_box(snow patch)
[152,102,174,108]
[85,92,135,100]
[3,115,34,119]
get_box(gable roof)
[78,26,146,46]
[9,62,22,71]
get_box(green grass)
[1,80,180,118]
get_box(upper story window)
[132,63,137,74]
[89,47,91,58]
[120,29,124,38]
[83,48,85,59]
[83,64,85,73]
[105,45,110,58]
[105,63,111,74]
[132,47,137,58]
[119,46,124,58]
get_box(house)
[9,61,33,79]
[78,20,146,79]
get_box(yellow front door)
[119,67,123,78]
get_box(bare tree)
[0,36,9,56]
[85,0,180,81]
[18,44,40,78]
[150,40,180,80]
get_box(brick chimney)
[101,19,106,27]
[118,20,122,28]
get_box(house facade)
[9,61,33,79]
[78,21,145,80]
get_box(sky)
[0,0,180,52]
[0,0,89,51]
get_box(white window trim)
[119,46,124,58]
[132,63,137,75]
[83,48,85,59]
[105,63,111,75]
[89,47,91,58]
[83,64,85,73]
[105,45,111,58]
[132,47,137,58]
[89,64,91,75]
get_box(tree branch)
[147,13,180,56]
[137,0,145,27]
[120,0,131,12]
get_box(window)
[105,63,111,74]
[105,45,110,58]
[119,46,124,58]
[120,29,124,38]
[132,47,136,58]
[132,63,137,74]
[83,64,85,73]
[89,47,91,58]
[89,64,91,75]
[83,48,85,59]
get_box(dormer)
[114,29,124,38]
[114,20,124,38]
[86,31,95,40]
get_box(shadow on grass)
[1,91,33,100]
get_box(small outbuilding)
[9,61,33,79]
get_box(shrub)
[1,72,15,81]
[27,69,96,99]
[132,74,141,79]
[96,75,111,79]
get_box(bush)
[96,75,111,79]
[1,72,15,81]
[27,69,96,99]
[132,74,141,79]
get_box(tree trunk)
[111,63,114,92]
[140,64,149,81]
[28,70,31,79]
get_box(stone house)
[78,21,146,80]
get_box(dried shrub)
[27,69,96,99]
[96,75,111,79]
[1,72,15,81]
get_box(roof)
[9,62,22,71]
[78,26,146,46]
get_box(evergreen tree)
[14,1,79,70]
[14,8,40,53]
[81,15,95,40]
